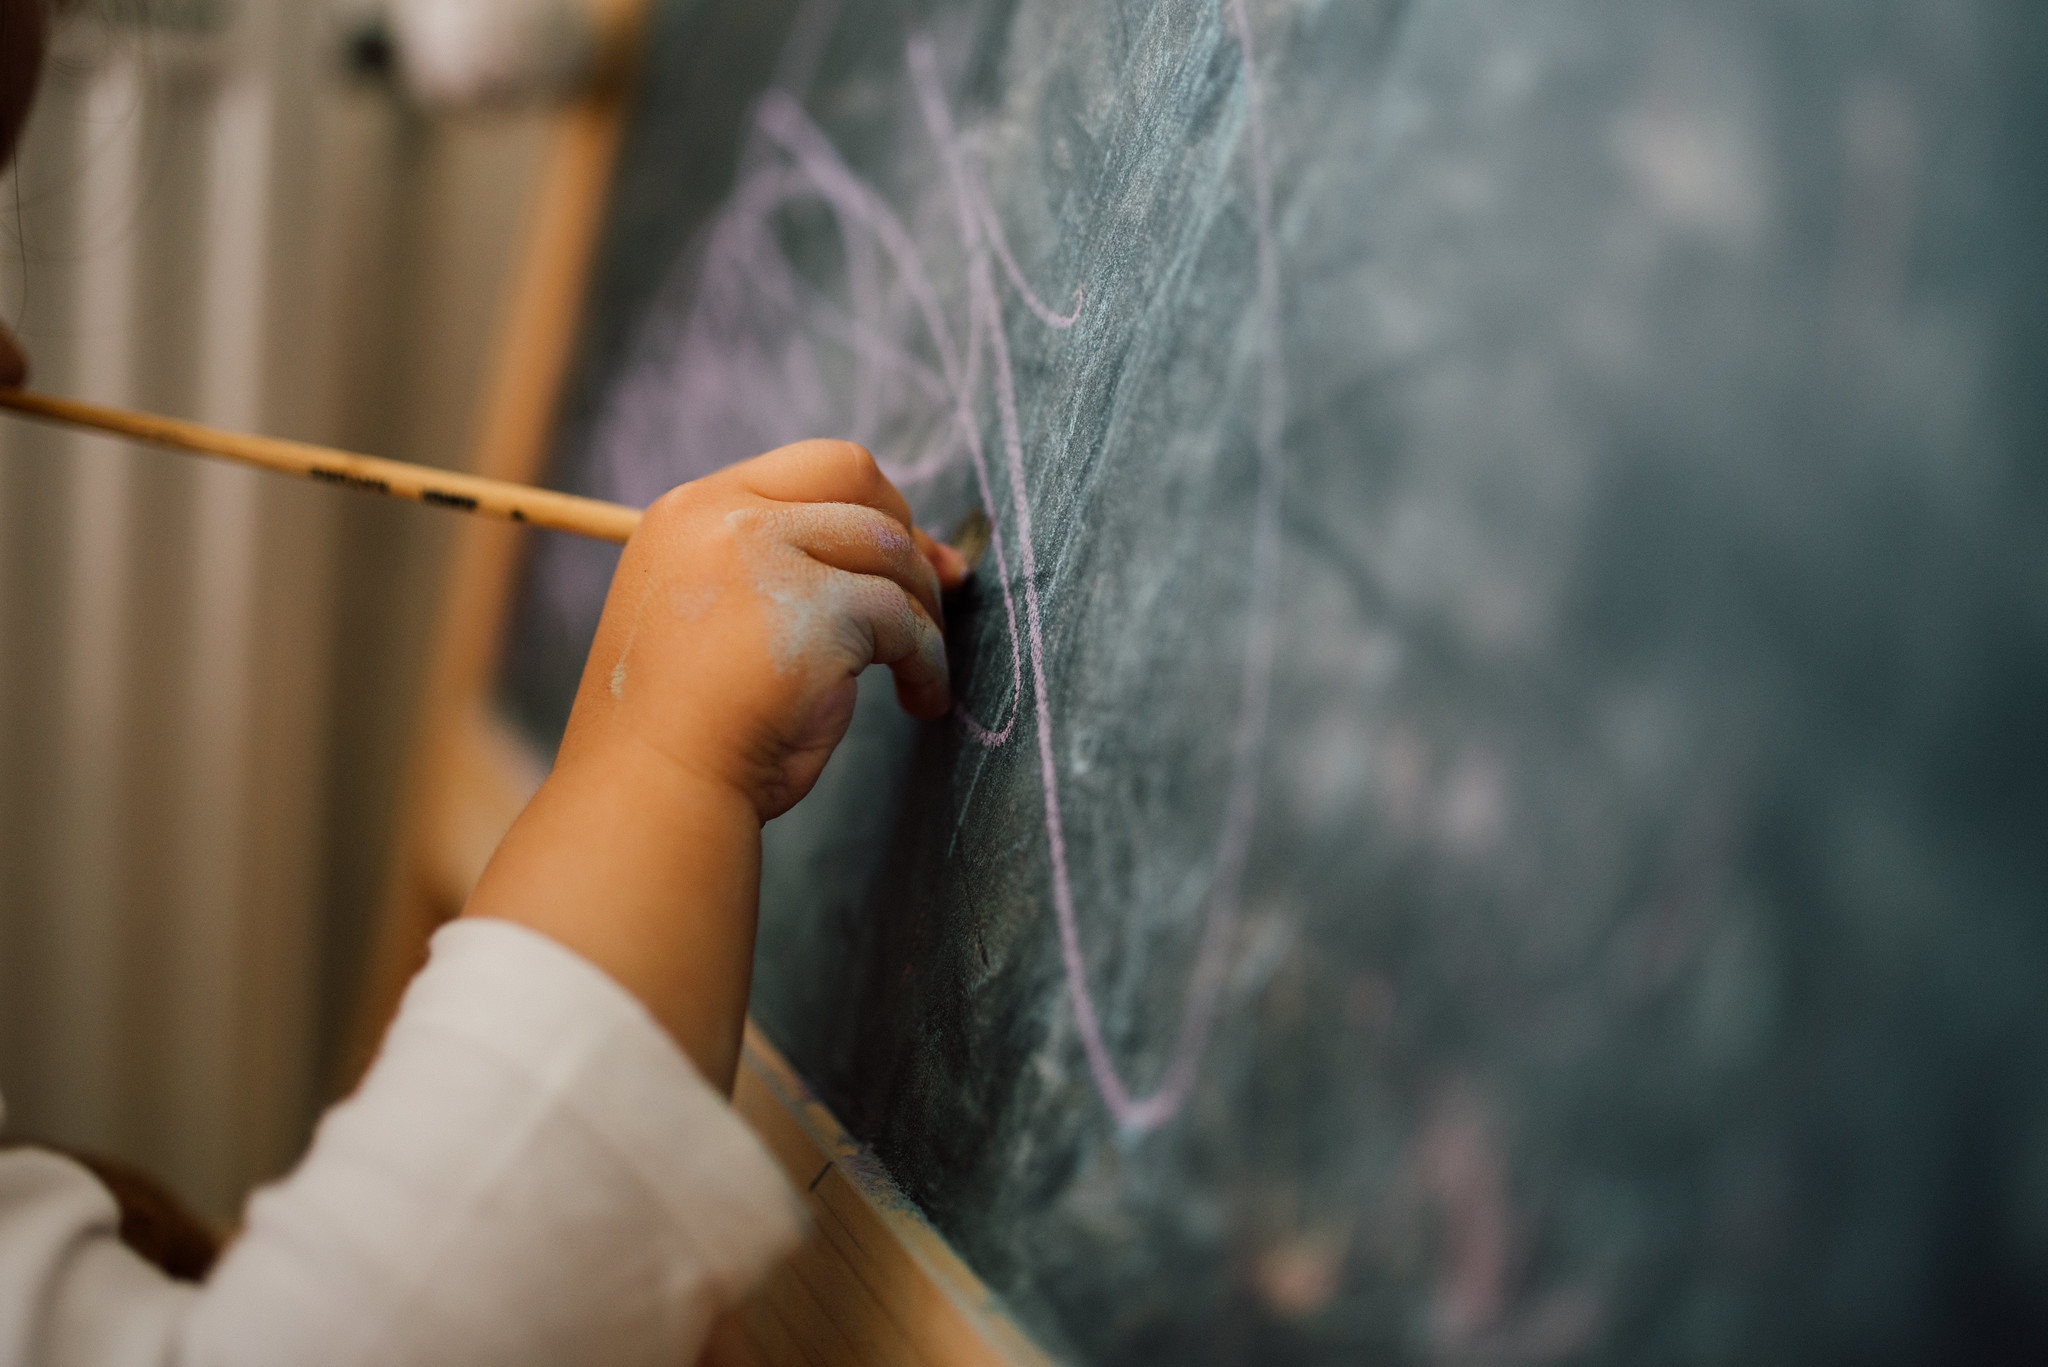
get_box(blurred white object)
[387,0,600,108]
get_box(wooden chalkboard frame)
[344,7,1049,1365]
[716,1025,1055,1367]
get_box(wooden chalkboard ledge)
[712,1023,1057,1367]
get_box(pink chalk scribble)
[1418,1082,1513,1342]
[1415,1081,1605,1363]
[602,5,1285,1133]
[1043,0,1285,1133]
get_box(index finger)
[726,440,916,532]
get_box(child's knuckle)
[642,482,704,533]
[831,441,882,489]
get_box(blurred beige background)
[0,0,552,1219]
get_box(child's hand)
[560,438,970,820]
[463,440,969,1090]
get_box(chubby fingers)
[817,565,950,719]
[915,526,972,591]
[725,438,970,592]
[719,497,952,716]
[730,500,943,627]
[730,439,916,529]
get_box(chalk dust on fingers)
[733,501,915,558]
[608,616,643,700]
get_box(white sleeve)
[0,918,806,1367]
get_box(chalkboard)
[500,0,2048,1361]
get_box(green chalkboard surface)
[502,0,2048,1360]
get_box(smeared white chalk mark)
[609,617,642,700]
[1612,101,1767,244]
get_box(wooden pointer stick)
[0,388,643,544]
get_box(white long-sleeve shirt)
[0,919,805,1367]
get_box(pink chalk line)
[610,8,1282,1132]
[904,6,1285,1134]
[752,92,1029,746]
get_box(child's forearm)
[460,441,960,1095]
[463,734,763,1093]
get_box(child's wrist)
[554,727,761,833]
[463,730,766,1087]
